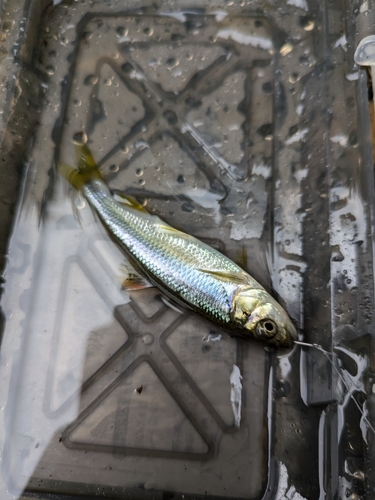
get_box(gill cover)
[232,287,297,348]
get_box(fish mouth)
[252,323,297,348]
[289,321,298,342]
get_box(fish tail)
[58,144,103,191]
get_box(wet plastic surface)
[0,0,375,499]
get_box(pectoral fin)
[119,260,153,291]
[121,273,153,291]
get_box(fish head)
[232,287,297,348]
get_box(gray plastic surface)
[0,0,374,499]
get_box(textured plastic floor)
[0,1,374,499]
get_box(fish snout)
[280,320,298,348]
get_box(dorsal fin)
[113,192,150,213]
[157,224,187,236]
[121,273,153,291]
[234,245,248,270]
[198,268,248,284]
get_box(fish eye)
[256,319,277,339]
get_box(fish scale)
[83,180,241,324]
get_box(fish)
[59,144,297,348]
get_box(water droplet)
[289,72,300,84]
[84,74,98,86]
[166,57,178,69]
[121,145,129,154]
[121,62,133,74]
[45,65,55,76]
[60,36,68,47]
[162,110,177,125]
[257,123,273,139]
[142,333,154,345]
[300,16,315,31]
[172,68,183,78]
[72,131,87,144]
[134,140,149,151]
[353,470,365,481]
[280,43,293,56]
[75,196,86,209]
[83,30,93,41]
[143,27,153,36]
[135,168,143,177]
[299,56,310,66]
[73,98,82,106]
[116,26,128,38]
[109,164,119,172]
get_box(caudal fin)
[59,144,103,191]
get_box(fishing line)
[294,340,375,437]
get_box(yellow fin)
[59,144,102,191]
[119,260,153,290]
[235,245,248,270]
[76,143,97,171]
[157,224,186,235]
[121,273,153,291]
[58,163,86,190]
[113,192,149,213]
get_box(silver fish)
[60,145,297,348]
